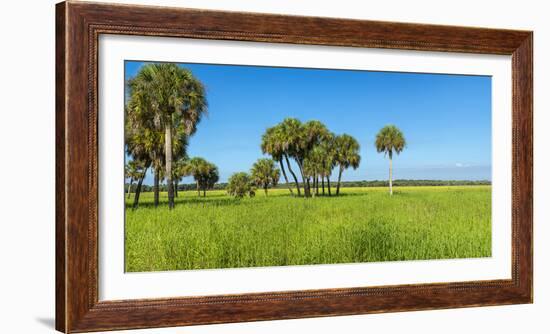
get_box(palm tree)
[124,97,158,208]
[261,126,295,196]
[153,160,164,207]
[131,63,207,209]
[183,157,219,197]
[183,157,207,197]
[251,158,280,195]
[375,125,406,195]
[277,119,303,196]
[318,133,336,196]
[126,93,186,207]
[302,157,315,196]
[334,134,361,195]
[125,160,143,199]
[301,120,330,197]
[172,156,188,197]
[127,73,164,208]
[279,118,329,198]
[303,145,326,196]
[202,163,219,197]
[124,119,151,209]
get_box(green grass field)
[125,186,491,272]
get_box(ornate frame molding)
[56,1,532,332]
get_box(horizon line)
[128,179,492,186]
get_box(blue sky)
[125,60,492,185]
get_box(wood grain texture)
[55,2,67,332]
[55,1,533,332]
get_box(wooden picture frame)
[56,1,533,332]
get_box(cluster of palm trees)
[225,158,282,198]
[180,157,219,197]
[125,63,208,209]
[225,122,406,198]
[125,62,408,207]
[260,118,361,198]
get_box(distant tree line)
[321,179,491,187]
[125,179,490,193]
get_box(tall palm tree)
[334,134,361,195]
[131,63,207,209]
[124,94,159,208]
[126,88,189,207]
[261,126,295,196]
[304,145,326,196]
[279,118,329,198]
[301,120,330,197]
[375,125,406,195]
[318,133,336,196]
[124,119,150,208]
[251,158,280,196]
[278,118,304,196]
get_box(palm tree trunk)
[322,176,325,195]
[203,187,206,197]
[295,158,310,197]
[326,176,332,196]
[196,181,200,197]
[153,168,160,207]
[389,153,393,195]
[174,180,178,197]
[316,175,319,195]
[132,175,145,209]
[127,179,133,199]
[264,185,268,196]
[336,165,344,196]
[284,154,301,196]
[279,159,294,195]
[165,125,174,209]
[132,163,149,209]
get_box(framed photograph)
[56,1,532,332]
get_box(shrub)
[227,172,255,198]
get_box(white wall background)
[0,0,546,333]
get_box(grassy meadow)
[125,185,491,272]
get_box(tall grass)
[125,186,491,272]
